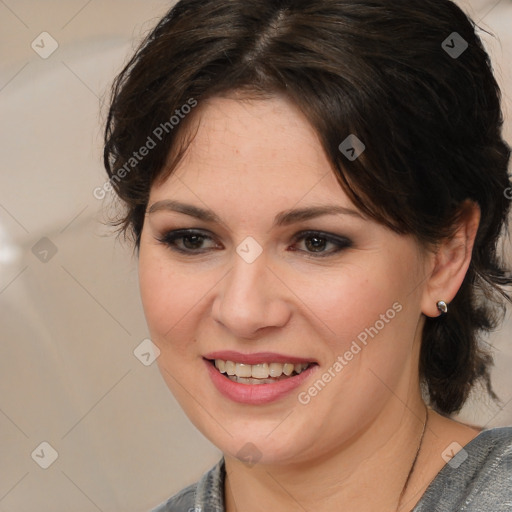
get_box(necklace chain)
[225,404,430,512]
[396,404,429,512]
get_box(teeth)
[251,363,269,378]
[294,363,305,374]
[235,363,252,378]
[282,363,294,376]
[227,375,277,384]
[225,360,236,376]
[214,360,310,380]
[268,363,283,378]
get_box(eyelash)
[156,229,352,258]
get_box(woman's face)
[138,95,431,466]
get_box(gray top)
[151,426,512,512]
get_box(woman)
[103,0,512,510]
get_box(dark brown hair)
[103,0,512,415]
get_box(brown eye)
[181,234,206,250]
[157,229,220,254]
[305,235,328,252]
[291,231,352,257]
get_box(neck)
[224,395,430,512]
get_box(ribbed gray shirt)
[152,426,512,511]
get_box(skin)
[138,94,481,511]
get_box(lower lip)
[204,360,318,405]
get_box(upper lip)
[204,350,317,365]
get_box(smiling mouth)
[208,359,316,384]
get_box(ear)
[421,201,481,317]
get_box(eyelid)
[291,230,351,245]
[156,229,221,253]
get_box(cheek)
[138,249,204,401]
[297,257,417,384]
[292,263,398,342]
[138,248,199,347]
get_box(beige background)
[0,1,511,511]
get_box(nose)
[211,248,291,339]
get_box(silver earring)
[436,300,448,314]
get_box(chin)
[199,418,315,466]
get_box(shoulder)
[466,425,512,458]
[415,426,512,512]
[150,483,196,512]
[149,458,225,512]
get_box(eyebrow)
[147,199,364,227]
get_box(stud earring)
[436,300,448,314]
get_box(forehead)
[152,95,351,209]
